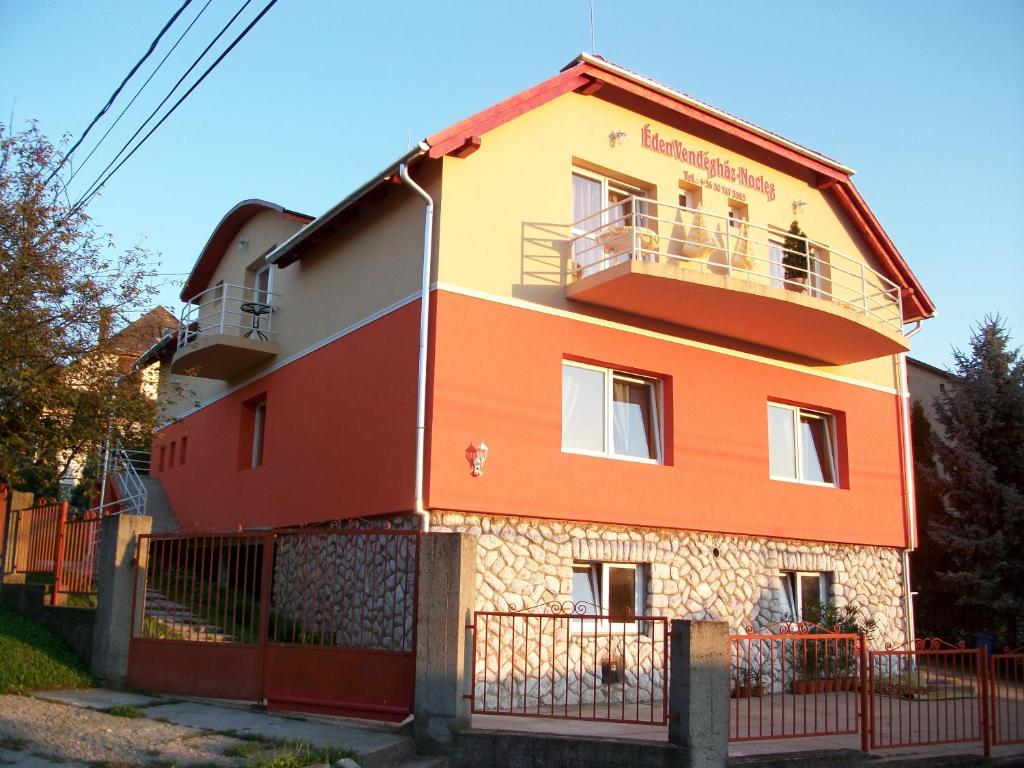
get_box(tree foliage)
[0,122,161,494]
[917,316,1024,644]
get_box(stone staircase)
[143,587,235,641]
[140,475,178,532]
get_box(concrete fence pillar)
[413,531,478,753]
[91,514,152,685]
[668,619,729,768]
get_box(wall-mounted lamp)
[238,237,249,249]
[791,199,807,215]
[465,441,489,477]
[608,130,627,147]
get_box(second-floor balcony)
[170,283,280,380]
[567,197,909,364]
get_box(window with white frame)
[251,401,266,468]
[767,403,837,486]
[571,170,651,277]
[781,571,832,621]
[572,561,646,622]
[562,361,662,462]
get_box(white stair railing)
[92,440,148,516]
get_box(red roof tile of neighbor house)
[179,200,313,302]
[263,54,934,322]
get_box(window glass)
[768,405,797,479]
[800,414,835,484]
[799,573,821,619]
[562,365,605,453]
[252,402,266,468]
[607,566,636,622]
[572,563,599,610]
[612,377,655,459]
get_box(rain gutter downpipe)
[399,163,433,533]
[898,319,925,645]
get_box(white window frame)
[253,264,274,303]
[571,561,647,632]
[767,402,838,487]
[562,360,663,464]
[781,570,832,622]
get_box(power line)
[72,0,262,211]
[65,0,216,189]
[46,0,194,185]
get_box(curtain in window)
[612,379,654,459]
[572,175,603,277]
[768,405,797,479]
[562,365,604,452]
[780,573,798,620]
[769,245,785,288]
[799,415,835,484]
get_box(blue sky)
[2,0,1022,369]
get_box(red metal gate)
[126,527,419,721]
[991,650,1024,746]
[466,602,669,726]
[728,626,865,744]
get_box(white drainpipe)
[898,319,924,645]
[399,163,433,533]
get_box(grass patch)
[226,740,353,768]
[65,593,98,609]
[0,608,93,693]
[107,704,146,718]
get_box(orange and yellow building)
[150,54,934,649]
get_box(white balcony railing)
[177,283,280,349]
[569,197,903,333]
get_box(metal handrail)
[177,282,281,348]
[569,197,904,333]
[92,440,148,516]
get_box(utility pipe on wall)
[897,319,925,646]
[399,163,433,533]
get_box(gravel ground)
[0,695,243,767]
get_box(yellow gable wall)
[436,91,900,389]
[163,169,442,421]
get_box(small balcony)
[171,283,280,380]
[567,197,909,364]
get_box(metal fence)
[990,651,1023,747]
[11,500,65,574]
[729,626,864,744]
[467,602,669,725]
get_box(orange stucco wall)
[153,303,421,530]
[427,290,909,548]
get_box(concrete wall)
[0,582,96,666]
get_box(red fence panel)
[467,603,669,726]
[55,515,101,596]
[728,627,863,742]
[12,501,65,574]
[990,652,1024,746]
[868,639,988,755]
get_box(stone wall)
[428,511,908,710]
[271,530,417,651]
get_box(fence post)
[413,532,477,754]
[668,619,729,768]
[51,502,69,606]
[90,513,153,685]
[859,632,870,752]
[980,647,991,758]
[256,531,275,707]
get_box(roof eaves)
[567,53,855,176]
[266,144,430,267]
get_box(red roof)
[180,200,313,302]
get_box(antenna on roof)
[589,0,596,53]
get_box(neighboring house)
[149,54,935,650]
[59,306,178,495]
[907,357,955,437]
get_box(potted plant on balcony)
[782,220,810,292]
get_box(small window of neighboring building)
[179,436,188,466]
[572,561,647,623]
[562,361,662,463]
[781,571,833,622]
[168,441,176,469]
[767,403,837,486]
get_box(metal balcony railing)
[93,440,148,516]
[177,283,280,349]
[569,197,904,333]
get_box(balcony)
[567,197,909,364]
[171,283,280,380]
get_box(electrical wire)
[64,0,216,189]
[45,0,194,185]
[71,0,265,211]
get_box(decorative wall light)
[608,130,627,147]
[238,237,249,249]
[791,199,807,215]
[465,441,489,477]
